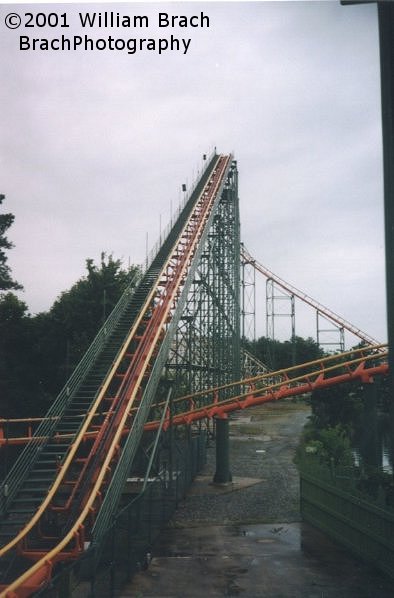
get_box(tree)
[0,293,46,417]
[0,253,140,417]
[310,382,364,434]
[0,195,32,417]
[244,335,325,370]
[36,254,140,397]
[0,194,22,291]
[306,425,354,468]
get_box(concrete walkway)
[123,402,394,597]
[124,521,393,597]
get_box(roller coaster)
[0,153,388,597]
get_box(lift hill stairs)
[0,152,388,597]
[0,343,388,595]
[0,153,233,596]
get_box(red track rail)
[0,155,232,597]
[0,161,386,595]
[145,345,388,430]
[241,245,380,346]
[0,346,388,445]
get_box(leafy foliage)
[0,194,22,291]
[46,253,139,378]
[244,334,325,370]
[0,254,140,417]
[0,293,47,416]
[314,426,353,467]
[297,418,354,466]
[309,383,364,434]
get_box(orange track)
[0,155,387,595]
[0,155,232,597]
[1,345,388,443]
[0,346,388,595]
[148,345,388,429]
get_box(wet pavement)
[123,402,394,597]
[123,521,393,597]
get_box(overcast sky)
[0,1,386,346]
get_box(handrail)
[101,385,174,526]
[142,387,172,493]
[0,272,150,561]
[0,154,225,453]
[0,268,141,515]
[141,149,217,275]
[0,154,231,596]
[143,346,389,429]
[0,344,387,444]
[91,154,233,543]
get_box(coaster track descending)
[0,345,389,449]
[241,245,380,347]
[0,152,388,597]
[144,344,388,430]
[0,153,233,597]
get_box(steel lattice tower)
[166,159,241,399]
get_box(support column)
[213,417,232,484]
[378,3,394,466]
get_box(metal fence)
[36,430,207,597]
[0,270,142,515]
[300,460,394,580]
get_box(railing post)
[213,416,232,484]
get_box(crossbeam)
[1,345,388,445]
[241,246,380,346]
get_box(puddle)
[126,403,394,598]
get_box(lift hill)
[0,153,386,597]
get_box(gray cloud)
[0,1,385,344]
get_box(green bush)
[297,424,354,468]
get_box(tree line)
[243,334,325,370]
[0,194,139,418]
[3,193,383,432]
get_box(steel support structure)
[164,160,240,485]
[242,245,379,348]
[0,154,240,596]
[316,311,345,353]
[241,348,270,379]
[241,243,256,341]
[166,159,241,402]
[266,278,296,367]
[378,2,394,459]
[266,279,296,342]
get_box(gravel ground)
[126,400,394,597]
[171,401,310,526]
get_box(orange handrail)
[0,344,387,446]
[0,154,232,597]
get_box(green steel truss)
[166,159,241,400]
